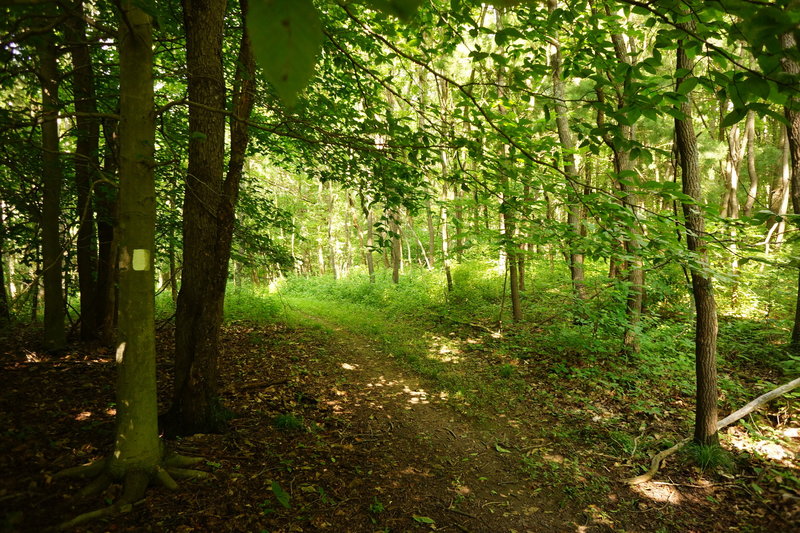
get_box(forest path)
[269,304,583,532]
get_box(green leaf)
[676,77,699,95]
[248,0,323,107]
[413,515,436,524]
[494,443,511,453]
[743,75,770,100]
[271,480,291,508]
[720,107,747,128]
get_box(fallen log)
[625,376,800,485]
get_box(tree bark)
[548,0,585,300]
[39,35,66,351]
[66,0,101,340]
[164,0,229,437]
[0,209,9,323]
[595,21,644,352]
[675,20,719,447]
[111,0,161,477]
[781,26,800,352]
[743,111,759,217]
[390,209,401,284]
[365,205,375,282]
[327,181,338,280]
[96,117,119,344]
[425,199,436,269]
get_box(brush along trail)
[2,306,794,531]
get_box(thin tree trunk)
[390,209,401,284]
[441,182,453,292]
[599,17,644,352]
[548,0,585,300]
[31,242,39,323]
[781,24,800,352]
[743,111,759,217]
[0,208,9,323]
[365,206,375,283]
[39,35,66,351]
[766,127,791,252]
[96,117,118,344]
[426,199,436,269]
[676,20,719,446]
[66,0,100,340]
[327,181,338,280]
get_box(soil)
[1,312,798,532]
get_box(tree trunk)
[781,26,800,352]
[327,181,338,280]
[390,209,401,284]
[111,0,161,478]
[441,182,453,293]
[66,0,101,340]
[0,209,9,323]
[365,206,375,283]
[425,199,436,269]
[676,20,719,447]
[548,0,585,300]
[96,117,119,345]
[743,111,759,217]
[39,35,66,351]
[766,127,791,252]
[164,0,229,437]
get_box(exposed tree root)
[625,376,800,485]
[54,453,207,530]
[52,458,107,480]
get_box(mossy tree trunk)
[112,0,161,477]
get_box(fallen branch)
[625,376,800,485]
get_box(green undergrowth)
[155,282,283,323]
[279,295,523,413]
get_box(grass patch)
[274,413,304,431]
[687,443,734,471]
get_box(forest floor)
[1,301,799,532]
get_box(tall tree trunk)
[39,35,66,351]
[676,20,719,447]
[743,111,759,216]
[548,0,585,300]
[165,0,229,437]
[595,20,644,352]
[441,182,453,292]
[96,117,119,344]
[426,199,436,269]
[66,1,101,340]
[327,181,338,280]
[781,25,800,352]
[0,209,9,323]
[365,205,375,283]
[766,127,791,252]
[110,0,161,481]
[390,209,401,284]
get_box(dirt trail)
[284,311,582,532]
[1,316,592,532]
